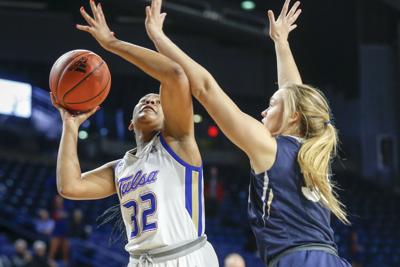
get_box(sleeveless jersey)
[114,133,205,253]
[248,135,336,263]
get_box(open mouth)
[141,106,156,113]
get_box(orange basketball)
[49,49,111,113]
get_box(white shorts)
[127,241,219,267]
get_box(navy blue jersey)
[248,135,336,264]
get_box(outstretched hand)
[50,92,99,131]
[76,0,116,50]
[267,0,302,43]
[145,0,167,41]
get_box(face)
[15,240,27,253]
[129,93,164,132]
[261,89,284,136]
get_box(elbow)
[191,72,215,103]
[57,186,69,199]
[57,185,75,199]
[56,177,82,200]
[164,62,215,103]
[165,63,188,86]
[57,188,68,199]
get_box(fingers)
[160,13,167,25]
[286,1,300,19]
[151,0,162,16]
[97,2,106,22]
[288,9,302,25]
[289,24,298,32]
[279,0,291,18]
[87,106,100,118]
[76,24,92,33]
[145,5,151,19]
[89,0,99,21]
[80,6,96,27]
[267,10,276,24]
[80,106,100,121]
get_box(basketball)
[49,49,111,113]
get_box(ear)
[288,111,300,124]
[128,120,135,131]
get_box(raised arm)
[51,94,116,200]
[77,0,194,140]
[145,0,276,172]
[268,0,303,87]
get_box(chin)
[138,112,157,121]
[266,125,279,136]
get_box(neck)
[281,124,303,138]
[134,130,158,153]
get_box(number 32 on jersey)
[122,191,157,238]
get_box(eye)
[156,100,161,104]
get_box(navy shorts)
[274,250,351,267]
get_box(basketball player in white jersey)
[52,1,218,266]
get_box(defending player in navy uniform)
[145,0,352,266]
[53,1,218,266]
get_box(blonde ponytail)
[282,84,350,224]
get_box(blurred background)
[0,0,399,266]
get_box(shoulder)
[277,135,303,146]
[251,136,301,174]
[103,160,122,174]
[159,133,202,167]
[110,159,125,179]
[274,136,303,156]
[107,159,122,168]
[249,137,278,174]
[272,136,302,162]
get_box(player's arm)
[77,1,194,141]
[139,1,200,166]
[76,1,186,92]
[145,0,275,171]
[51,93,116,200]
[268,0,303,88]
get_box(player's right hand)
[145,0,167,41]
[76,0,117,51]
[50,92,99,130]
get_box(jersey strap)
[159,134,204,237]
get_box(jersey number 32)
[122,192,157,238]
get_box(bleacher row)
[0,158,399,267]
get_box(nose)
[145,99,156,105]
[261,109,267,117]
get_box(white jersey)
[114,133,205,253]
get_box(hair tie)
[324,120,331,126]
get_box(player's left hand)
[267,0,302,43]
[145,0,167,41]
[76,0,117,51]
[50,92,99,131]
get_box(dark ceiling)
[0,0,398,99]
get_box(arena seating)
[0,158,399,267]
